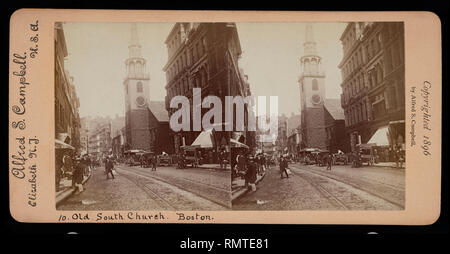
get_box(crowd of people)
[56,150,121,194]
[55,151,97,193]
[233,152,278,191]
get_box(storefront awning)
[191,129,214,148]
[230,138,249,149]
[367,126,390,146]
[55,139,75,150]
[56,133,71,144]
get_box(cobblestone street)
[232,163,405,210]
[57,164,231,210]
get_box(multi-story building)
[339,22,405,153]
[88,122,112,157]
[286,113,302,155]
[163,22,251,157]
[111,127,125,158]
[276,114,288,152]
[54,22,81,151]
[79,119,89,155]
[299,23,348,153]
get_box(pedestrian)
[261,154,266,172]
[396,147,403,168]
[73,158,85,193]
[63,153,75,187]
[55,151,64,192]
[236,151,246,179]
[280,156,289,179]
[82,155,90,176]
[105,158,115,180]
[326,152,332,171]
[139,155,144,168]
[245,155,257,191]
[152,155,157,171]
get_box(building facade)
[88,122,112,157]
[339,22,405,152]
[54,22,81,151]
[276,115,288,152]
[299,24,348,152]
[163,22,251,156]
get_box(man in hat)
[280,155,289,179]
[151,155,157,171]
[245,155,257,191]
[73,157,85,193]
[326,152,333,171]
[105,157,115,180]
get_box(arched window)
[311,58,318,72]
[129,62,135,77]
[304,58,310,72]
[312,79,319,91]
[137,82,143,93]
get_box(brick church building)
[123,24,174,154]
[299,24,349,153]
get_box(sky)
[63,22,347,118]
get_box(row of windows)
[341,23,403,81]
[342,42,403,106]
[342,62,385,104]
[342,23,362,54]
[384,40,404,74]
[342,32,382,80]
[345,100,369,127]
[127,61,145,77]
[167,37,207,81]
[345,79,402,127]
[167,69,207,99]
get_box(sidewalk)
[198,163,230,171]
[56,171,92,206]
[372,162,405,169]
[231,170,266,201]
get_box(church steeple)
[123,23,151,151]
[300,23,324,76]
[299,23,326,111]
[129,23,142,58]
[125,23,148,80]
[304,23,317,56]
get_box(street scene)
[232,160,404,210]
[57,163,230,210]
[55,21,405,210]
[230,22,405,210]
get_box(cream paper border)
[9,9,442,224]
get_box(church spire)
[125,23,148,80]
[128,23,142,58]
[305,23,314,43]
[303,23,317,56]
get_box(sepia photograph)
[54,21,405,211]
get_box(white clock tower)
[124,23,151,150]
[298,23,328,149]
[299,23,326,110]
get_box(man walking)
[105,157,115,180]
[245,155,257,191]
[151,155,157,171]
[280,156,289,179]
[326,152,332,171]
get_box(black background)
[2,0,448,248]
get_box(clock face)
[136,96,146,107]
[311,94,322,105]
